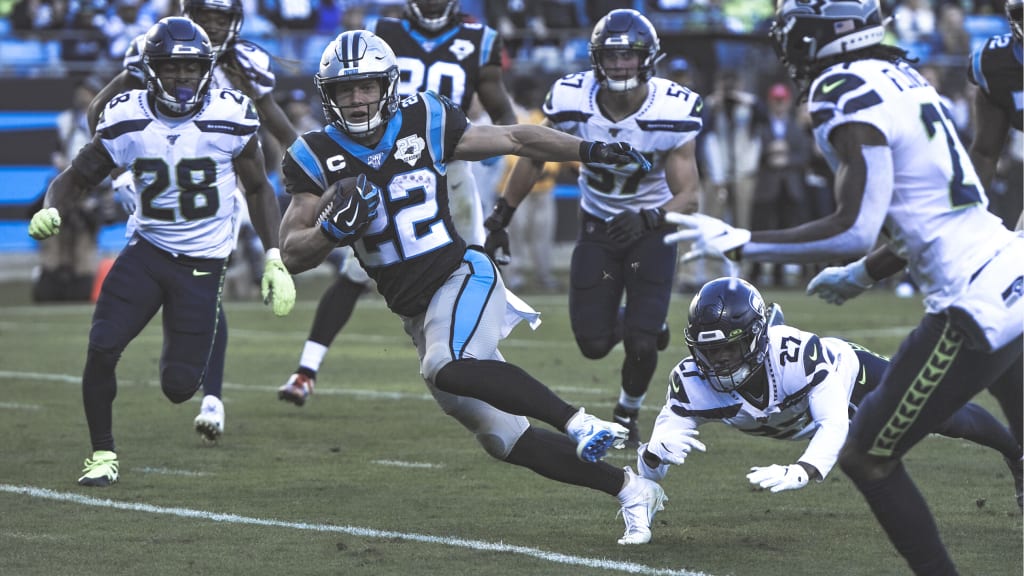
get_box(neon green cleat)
[77,450,118,487]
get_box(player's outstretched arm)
[235,135,295,316]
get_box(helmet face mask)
[406,0,460,32]
[589,9,660,93]
[182,0,243,52]
[685,277,769,393]
[143,17,215,116]
[316,31,401,136]
[1007,0,1023,42]
[771,0,886,84]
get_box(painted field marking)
[0,484,713,576]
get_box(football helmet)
[142,17,215,115]
[685,277,769,393]
[182,0,243,52]
[589,9,660,92]
[1007,0,1023,42]
[315,30,401,136]
[406,0,460,32]
[770,0,887,83]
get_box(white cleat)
[617,466,667,545]
[194,395,224,443]
[565,407,629,463]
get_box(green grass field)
[1,276,1021,576]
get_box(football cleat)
[617,466,667,545]
[613,404,641,449]
[278,372,315,406]
[565,407,629,463]
[1006,455,1023,510]
[194,395,224,443]
[78,450,119,487]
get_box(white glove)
[112,170,137,214]
[805,257,874,305]
[646,428,706,466]
[746,464,809,493]
[663,212,750,262]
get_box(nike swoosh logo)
[671,378,680,394]
[808,345,818,362]
[193,269,212,277]
[344,202,361,227]
[821,79,846,94]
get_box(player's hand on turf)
[645,428,706,466]
[579,141,651,173]
[606,208,665,244]
[483,197,516,265]
[663,212,749,261]
[806,257,873,305]
[28,207,61,240]
[261,248,296,317]
[746,464,809,493]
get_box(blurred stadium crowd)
[0,0,1020,296]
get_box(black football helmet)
[685,277,769,393]
[406,0,460,32]
[182,0,243,52]
[589,9,660,92]
[315,30,401,135]
[770,0,887,84]
[1007,0,1023,42]
[142,17,215,115]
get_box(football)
[315,176,370,243]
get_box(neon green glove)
[28,207,62,239]
[261,248,295,317]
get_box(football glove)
[261,248,296,317]
[318,174,381,245]
[746,464,809,493]
[579,141,652,173]
[663,212,750,262]
[645,428,706,466]
[805,257,874,305]
[483,197,516,265]
[28,207,61,240]
[111,170,137,215]
[606,208,665,245]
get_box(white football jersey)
[542,72,702,220]
[807,58,1016,314]
[653,325,858,479]
[97,88,260,258]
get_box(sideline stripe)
[0,484,711,576]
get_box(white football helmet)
[315,31,401,136]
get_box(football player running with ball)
[277,0,519,407]
[279,30,667,545]
[637,278,1020,511]
[486,9,703,447]
[28,18,295,486]
[663,1,1023,573]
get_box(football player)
[663,1,1024,573]
[967,0,1023,229]
[276,0,519,407]
[638,278,1021,506]
[484,9,703,447]
[279,30,666,545]
[86,0,298,436]
[27,18,295,486]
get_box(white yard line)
[0,484,712,576]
